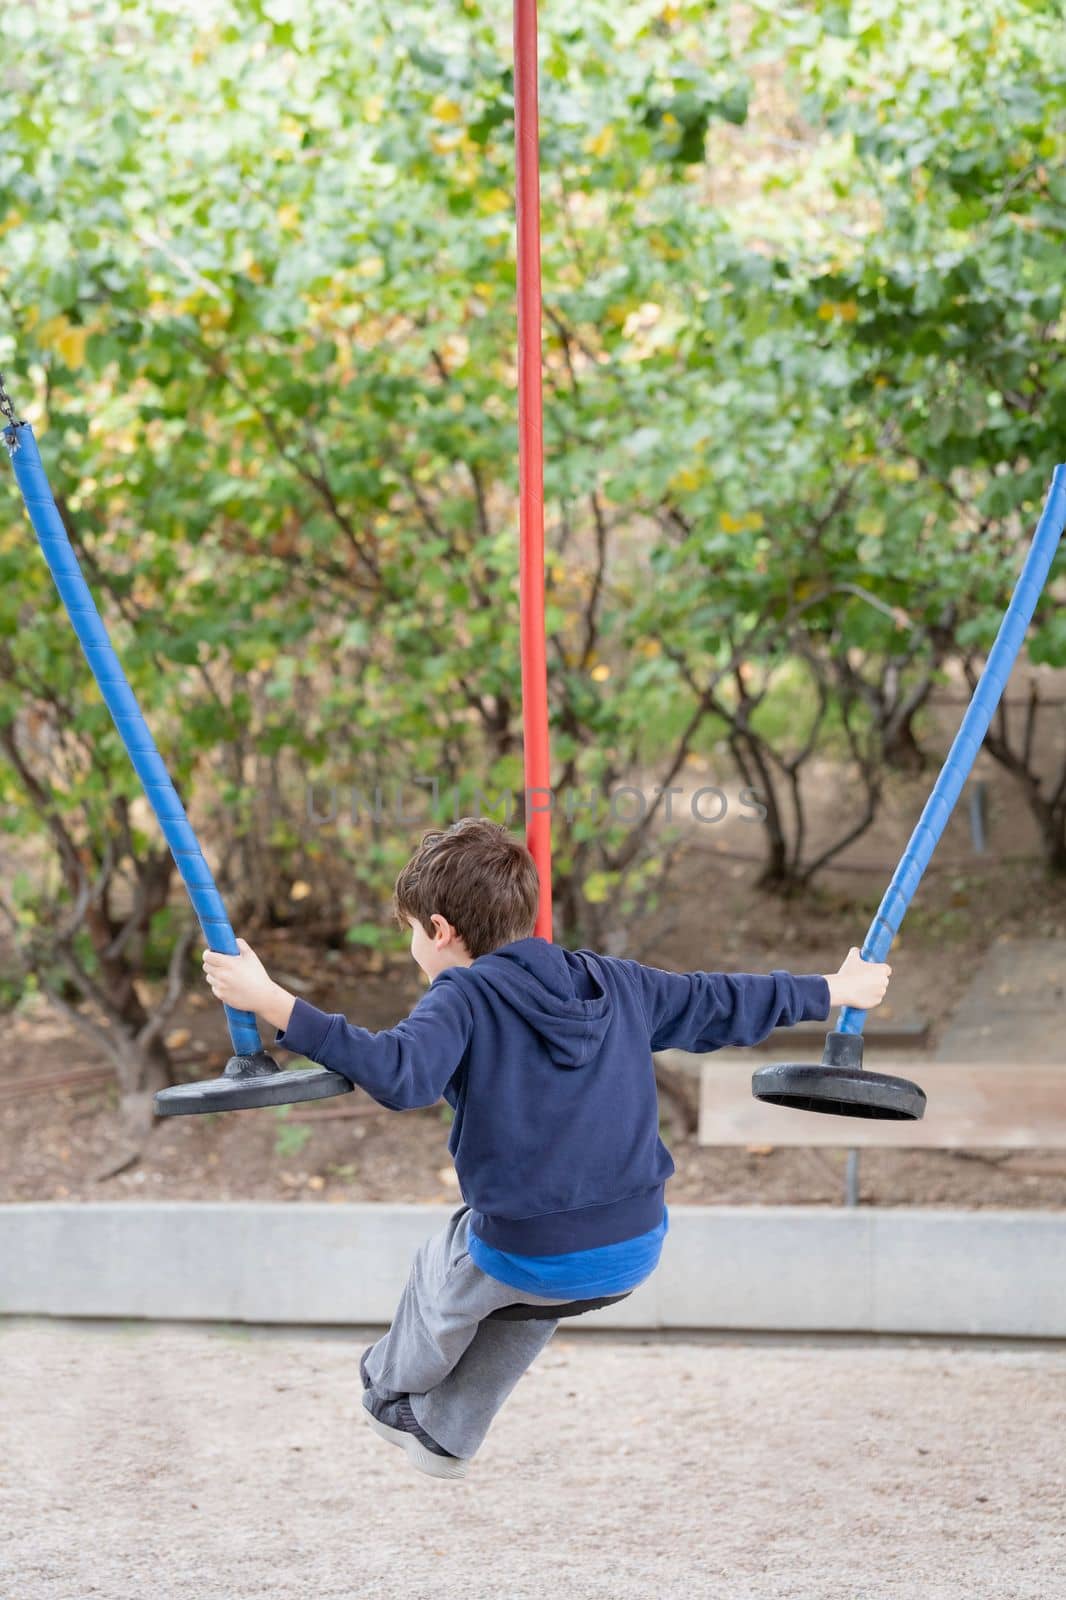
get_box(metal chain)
[0,369,18,424]
[0,368,23,452]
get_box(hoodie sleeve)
[611,959,831,1053]
[272,973,473,1110]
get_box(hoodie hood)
[459,937,612,1068]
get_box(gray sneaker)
[359,1346,468,1481]
[362,1393,470,1481]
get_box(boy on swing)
[202,816,891,1481]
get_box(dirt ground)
[1,1317,1063,1600]
[2,730,1066,1211]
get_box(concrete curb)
[1,1203,1064,1337]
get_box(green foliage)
[271,1106,314,1159]
[344,921,393,948]
[1,0,1063,952]
[325,1161,359,1181]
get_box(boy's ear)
[434,916,469,951]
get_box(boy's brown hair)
[393,816,541,958]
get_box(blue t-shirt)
[468,1207,669,1299]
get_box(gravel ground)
[2,1320,1064,1600]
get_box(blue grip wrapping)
[4,422,262,1058]
[838,464,1066,1035]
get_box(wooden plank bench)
[680,1049,1066,1205]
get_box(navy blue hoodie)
[274,938,831,1255]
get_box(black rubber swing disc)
[154,1066,352,1117]
[751,1063,927,1121]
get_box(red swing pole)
[514,0,553,939]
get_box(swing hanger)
[1,373,353,1115]
[0,369,25,446]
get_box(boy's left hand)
[824,946,892,1012]
[202,937,277,1014]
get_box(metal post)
[968,778,988,855]
[514,0,553,940]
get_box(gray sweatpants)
[360,1203,579,1460]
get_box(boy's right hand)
[824,946,892,1011]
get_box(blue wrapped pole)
[838,463,1066,1036]
[3,420,262,1059]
